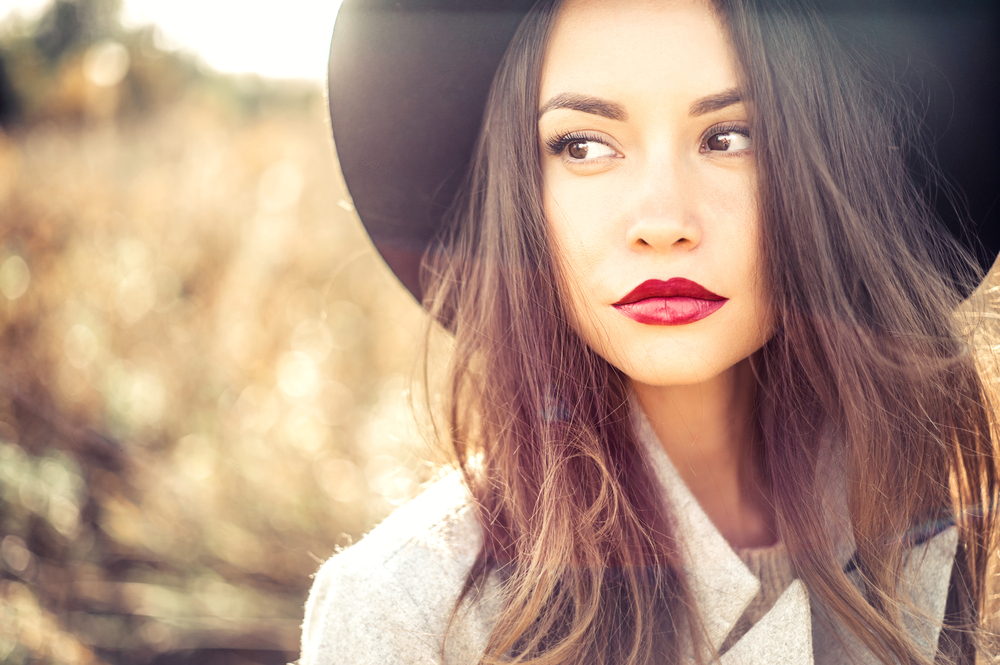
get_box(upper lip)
[613,278,725,305]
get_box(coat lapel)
[636,414,765,654]
[811,526,958,665]
[900,526,958,658]
[720,580,813,665]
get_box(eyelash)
[543,123,752,159]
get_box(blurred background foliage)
[0,0,442,662]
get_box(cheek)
[701,170,775,345]
[704,169,764,289]
[543,187,611,339]
[544,200,588,312]
[701,164,757,237]
[543,171,619,283]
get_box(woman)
[305,0,1000,663]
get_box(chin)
[614,354,744,389]
[570,307,774,389]
[588,328,771,389]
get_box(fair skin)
[539,0,776,548]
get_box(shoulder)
[300,472,500,665]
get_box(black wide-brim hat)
[328,0,1000,301]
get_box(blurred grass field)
[0,3,447,662]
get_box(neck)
[633,357,776,549]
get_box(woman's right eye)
[545,133,619,163]
[565,140,617,161]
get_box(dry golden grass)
[0,87,441,663]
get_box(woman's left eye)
[702,129,752,153]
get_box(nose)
[624,159,702,252]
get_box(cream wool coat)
[300,414,958,664]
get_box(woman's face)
[539,0,773,388]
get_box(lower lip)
[614,297,727,325]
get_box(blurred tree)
[0,0,317,127]
[34,0,123,63]
[0,51,19,126]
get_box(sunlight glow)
[122,0,344,80]
[0,0,345,80]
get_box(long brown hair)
[421,0,1000,663]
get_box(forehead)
[540,0,739,109]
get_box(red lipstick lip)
[614,278,724,305]
[613,278,727,326]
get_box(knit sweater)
[300,414,957,665]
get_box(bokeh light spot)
[1,537,32,573]
[64,324,99,369]
[257,160,303,213]
[316,380,354,427]
[173,434,217,482]
[117,269,157,324]
[276,351,319,400]
[0,255,29,300]
[325,300,366,350]
[106,361,166,429]
[365,454,416,502]
[281,408,329,453]
[48,495,81,538]
[318,458,365,503]
[83,40,131,87]
[291,319,333,362]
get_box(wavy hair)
[421,0,1000,663]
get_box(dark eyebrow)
[538,93,628,122]
[689,87,743,117]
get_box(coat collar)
[636,411,762,652]
[634,409,958,664]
